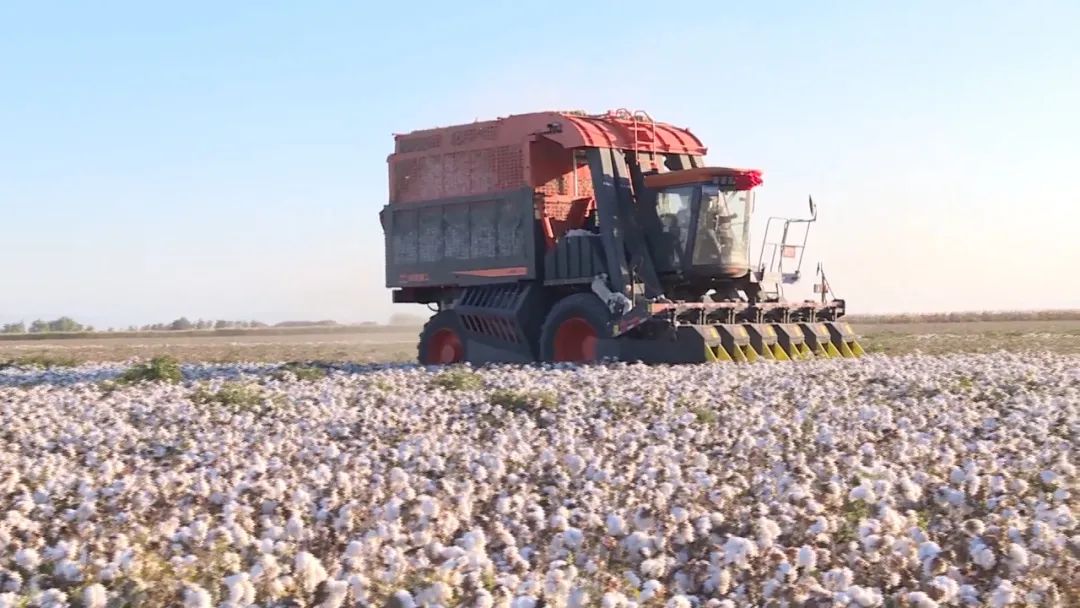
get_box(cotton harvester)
[379,110,865,364]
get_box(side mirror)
[808,196,817,220]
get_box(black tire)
[539,293,611,363]
[417,310,468,365]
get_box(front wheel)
[539,293,611,363]
[418,311,467,365]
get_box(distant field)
[0,326,424,364]
[855,319,1080,355]
[846,309,1080,323]
[0,323,413,342]
[2,319,1078,364]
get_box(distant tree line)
[0,317,346,334]
[2,317,93,334]
[137,318,271,331]
[0,315,429,335]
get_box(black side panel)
[383,188,537,289]
[595,325,714,364]
[452,282,549,362]
[586,149,631,296]
[543,234,607,285]
[610,151,663,298]
[627,152,677,275]
[587,148,664,298]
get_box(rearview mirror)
[808,196,817,218]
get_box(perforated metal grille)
[459,313,522,344]
[392,145,525,203]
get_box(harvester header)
[378,109,862,365]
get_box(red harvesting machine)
[379,109,864,364]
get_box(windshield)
[691,185,751,268]
[655,185,694,266]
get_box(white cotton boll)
[623,531,652,556]
[671,506,689,524]
[899,478,922,503]
[224,572,256,606]
[606,513,628,536]
[763,578,782,598]
[348,574,368,604]
[942,487,966,507]
[694,516,712,536]
[345,540,363,559]
[624,570,642,589]
[294,551,328,593]
[389,590,416,608]
[564,453,586,475]
[797,545,816,570]
[665,596,691,608]
[510,596,537,608]
[317,579,349,608]
[704,567,731,595]
[182,585,212,608]
[1007,543,1029,570]
[475,589,494,608]
[990,580,1015,608]
[640,579,663,602]
[756,517,781,549]
[419,582,453,606]
[44,541,73,562]
[723,536,758,569]
[640,557,666,578]
[285,513,304,539]
[1039,470,1058,485]
[929,576,959,603]
[949,468,966,485]
[970,539,996,569]
[54,558,82,582]
[809,516,830,536]
[849,484,876,504]
[35,589,68,608]
[0,593,17,608]
[906,591,939,608]
[418,495,439,518]
[846,586,883,607]
[878,506,906,535]
[822,567,854,592]
[601,591,628,607]
[82,583,107,608]
[918,541,942,561]
[958,585,979,604]
[549,513,569,531]
[989,475,1006,494]
[14,548,40,570]
[563,527,584,549]
[567,587,589,608]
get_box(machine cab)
[643,167,761,278]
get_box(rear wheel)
[539,293,611,363]
[418,311,466,365]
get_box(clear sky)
[2,1,1078,328]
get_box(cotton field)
[0,354,1077,608]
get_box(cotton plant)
[0,352,1076,606]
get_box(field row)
[1,354,1076,606]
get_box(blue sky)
[1,1,1077,328]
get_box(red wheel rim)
[553,317,598,362]
[427,328,463,364]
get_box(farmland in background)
[1,314,1078,365]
